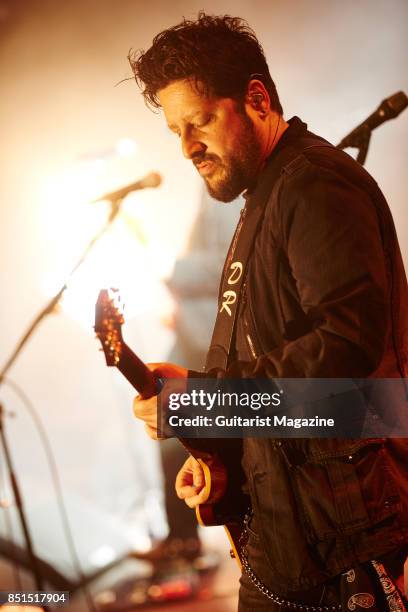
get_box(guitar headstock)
[95,288,124,366]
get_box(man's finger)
[183,487,210,509]
[133,395,157,417]
[144,423,159,440]
[177,484,202,499]
[193,466,205,488]
[146,363,161,372]
[133,395,145,416]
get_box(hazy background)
[0,0,406,580]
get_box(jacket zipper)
[228,205,247,266]
[246,329,258,359]
[242,281,259,359]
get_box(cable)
[0,446,23,590]
[1,377,97,612]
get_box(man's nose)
[181,131,205,160]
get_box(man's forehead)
[158,78,208,100]
[158,79,214,121]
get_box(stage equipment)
[0,497,146,587]
[0,403,48,609]
[91,172,161,204]
[337,91,407,164]
[0,171,161,596]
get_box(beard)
[194,112,262,203]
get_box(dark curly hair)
[129,12,283,114]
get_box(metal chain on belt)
[240,513,342,612]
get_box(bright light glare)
[40,162,175,332]
[116,137,138,157]
[89,545,116,567]
[42,221,174,331]
[90,158,107,172]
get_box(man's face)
[158,79,262,202]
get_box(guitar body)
[194,471,246,569]
[94,289,248,568]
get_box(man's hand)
[133,362,188,440]
[175,455,228,509]
[175,456,209,508]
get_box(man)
[129,13,408,611]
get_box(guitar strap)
[205,140,333,373]
[204,197,264,372]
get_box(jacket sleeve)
[208,164,390,379]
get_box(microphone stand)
[337,90,407,165]
[0,195,124,595]
[0,402,49,608]
[337,124,371,165]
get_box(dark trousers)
[238,515,407,611]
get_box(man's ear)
[246,79,270,116]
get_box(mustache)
[192,152,220,167]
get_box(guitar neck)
[117,343,210,459]
[117,343,158,399]
[115,340,216,458]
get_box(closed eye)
[167,113,213,138]
[194,114,213,129]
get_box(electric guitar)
[94,288,248,568]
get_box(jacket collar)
[243,116,308,210]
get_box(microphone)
[338,91,408,149]
[91,172,162,203]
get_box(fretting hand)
[133,362,188,439]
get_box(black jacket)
[190,117,408,594]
